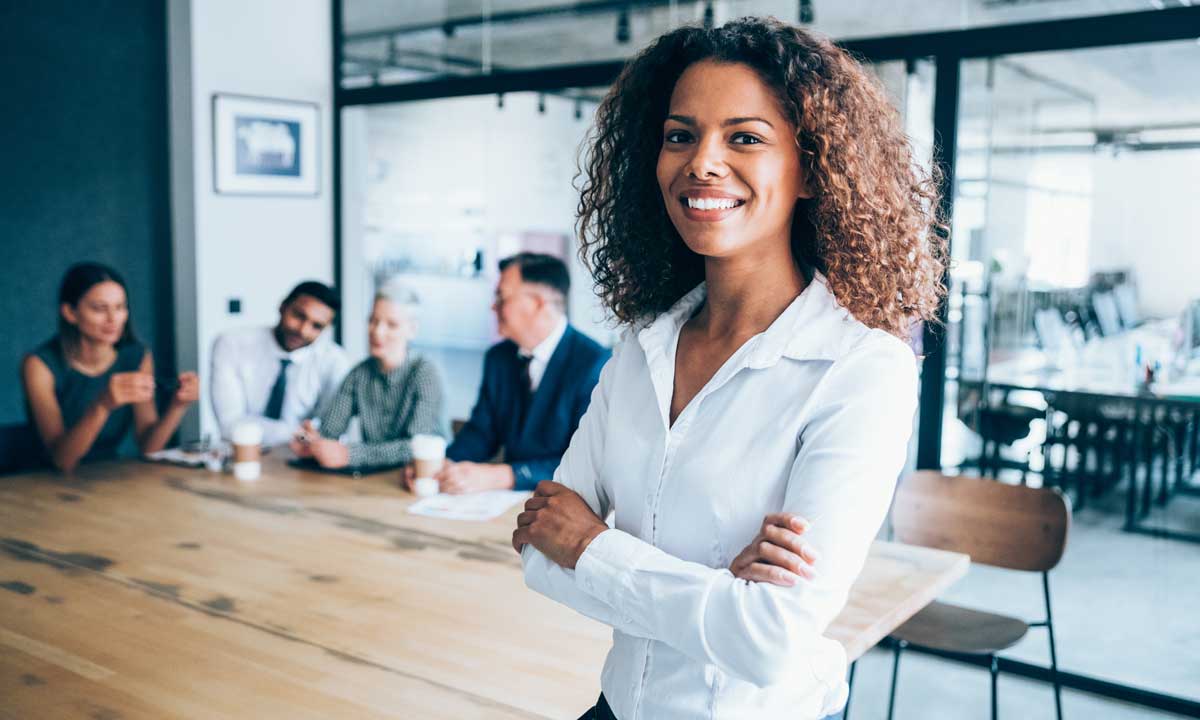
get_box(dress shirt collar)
[635,271,860,370]
[522,315,568,362]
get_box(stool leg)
[887,640,906,720]
[843,660,857,720]
[990,654,999,720]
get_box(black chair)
[1042,394,1134,511]
[0,422,41,475]
[958,382,1043,484]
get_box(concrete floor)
[845,644,1183,719]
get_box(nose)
[684,134,728,180]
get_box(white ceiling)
[342,1,1200,133]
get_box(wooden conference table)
[0,458,968,719]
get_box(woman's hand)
[171,372,199,407]
[309,437,350,469]
[512,481,607,569]
[729,513,819,587]
[100,372,154,411]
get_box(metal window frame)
[329,7,1200,711]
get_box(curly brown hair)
[576,16,947,338]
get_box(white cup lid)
[411,433,446,459]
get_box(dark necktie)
[516,354,533,426]
[264,358,292,420]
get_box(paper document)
[407,491,531,522]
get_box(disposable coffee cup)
[411,434,446,481]
[413,477,439,498]
[231,421,263,481]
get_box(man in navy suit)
[436,253,609,493]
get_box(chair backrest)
[892,471,1071,573]
[1033,308,1070,354]
[0,422,40,475]
[1112,283,1141,328]
[1091,291,1122,337]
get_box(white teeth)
[687,197,741,210]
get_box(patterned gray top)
[317,354,446,468]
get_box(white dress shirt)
[210,327,350,447]
[520,315,568,392]
[522,272,918,719]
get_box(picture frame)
[212,93,320,196]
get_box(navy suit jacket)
[447,325,609,491]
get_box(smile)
[685,197,745,210]
[678,194,746,222]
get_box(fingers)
[762,512,811,535]
[763,524,820,565]
[523,496,548,512]
[512,527,530,554]
[516,510,538,527]
[755,539,814,580]
[534,480,562,497]
[735,562,799,587]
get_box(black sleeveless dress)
[27,338,146,464]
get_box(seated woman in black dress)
[22,262,199,471]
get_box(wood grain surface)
[0,458,967,719]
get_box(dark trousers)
[576,694,617,720]
[576,693,842,719]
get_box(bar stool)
[885,471,1071,720]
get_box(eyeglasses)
[492,289,537,308]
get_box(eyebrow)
[666,114,775,128]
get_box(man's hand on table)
[435,461,514,494]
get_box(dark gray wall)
[0,0,173,426]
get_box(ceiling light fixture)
[616,7,631,44]
[575,99,584,120]
[538,93,547,114]
[703,1,714,30]
[497,93,505,109]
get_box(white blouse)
[521,273,919,719]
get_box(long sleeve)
[210,333,292,446]
[571,339,917,688]
[509,457,564,491]
[346,360,445,468]
[522,342,642,634]
[317,368,358,440]
[446,354,502,463]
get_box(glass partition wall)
[942,39,1200,705]
[336,2,1200,714]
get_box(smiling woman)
[516,16,949,720]
[578,17,948,338]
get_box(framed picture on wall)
[212,94,319,196]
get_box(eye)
[732,133,763,145]
[664,129,692,144]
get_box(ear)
[60,302,78,326]
[796,166,816,200]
